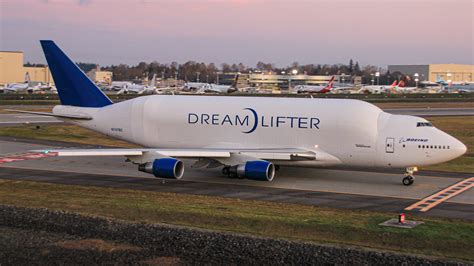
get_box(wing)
[25,147,339,165]
[1,147,340,168]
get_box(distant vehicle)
[293,76,335,93]
[7,41,467,187]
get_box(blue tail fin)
[40,40,112,107]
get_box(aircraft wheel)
[222,166,230,176]
[229,172,238,179]
[403,175,414,186]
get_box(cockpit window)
[417,122,433,127]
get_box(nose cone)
[450,137,467,159]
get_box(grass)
[0,124,139,148]
[0,115,472,173]
[0,179,472,261]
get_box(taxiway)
[0,138,472,220]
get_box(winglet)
[40,40,113,108]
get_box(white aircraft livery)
[7,41,467,186]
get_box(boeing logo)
[399,137,429,143]
[188,108,321,134]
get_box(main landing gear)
[402,167,418,186]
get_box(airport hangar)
[388,64,474,83]
[0,51,112,86]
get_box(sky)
[1,0,473,67]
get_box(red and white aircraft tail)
[319,76,335,93]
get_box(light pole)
[375,72,380,85]
[196,71,200,83]
[414,73,419,88]
[371,73,375,85]
[290,69,298,90]
[174,71,178,87]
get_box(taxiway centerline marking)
[405,177,474,212]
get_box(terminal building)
[220,73,345,90]
[0,51,53,85]
[388,64,474,83]
[0,51,114,86]
[86,66,113,84]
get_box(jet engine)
[225,160,275,181]
[138,158,184,179]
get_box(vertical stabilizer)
[40,40,113,107]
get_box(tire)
[222,166,230,176]
[403,176,414,186]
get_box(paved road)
[0,113,62,127]
[1,139,472,220]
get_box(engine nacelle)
[230,160,275,181]
[138,158,184,179]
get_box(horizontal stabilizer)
[5,109,92,120]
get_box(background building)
[0,51,53,85]
[220,72,342,90]
[388,64,474,82]
[87,67,113,84]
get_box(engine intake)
[229,160,275,181]
[139,158,184,179]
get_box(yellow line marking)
[405,177,474,212]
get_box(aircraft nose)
[452,138,467,157]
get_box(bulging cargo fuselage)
[53,95,466,169]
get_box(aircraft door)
[385,137,395,153]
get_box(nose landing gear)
[402,167,418,186]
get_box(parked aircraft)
[359,81,399,94]
[196,75,239,94]
[6,41,467,187]
[3,72,30,93]
[293,76,335,93]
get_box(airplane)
[3,72,31,93]
[359,81,399,94]
[196,75,239,94]
[434,75,474,93]
[4,40,467,187]
[182,82,208,92]
[293,76,335,93]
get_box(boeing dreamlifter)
[9,41,467,186]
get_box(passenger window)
[443,146,445,149]
[416,122,433,127]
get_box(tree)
[354,61,361,75]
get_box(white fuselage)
[54,95,466,169]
